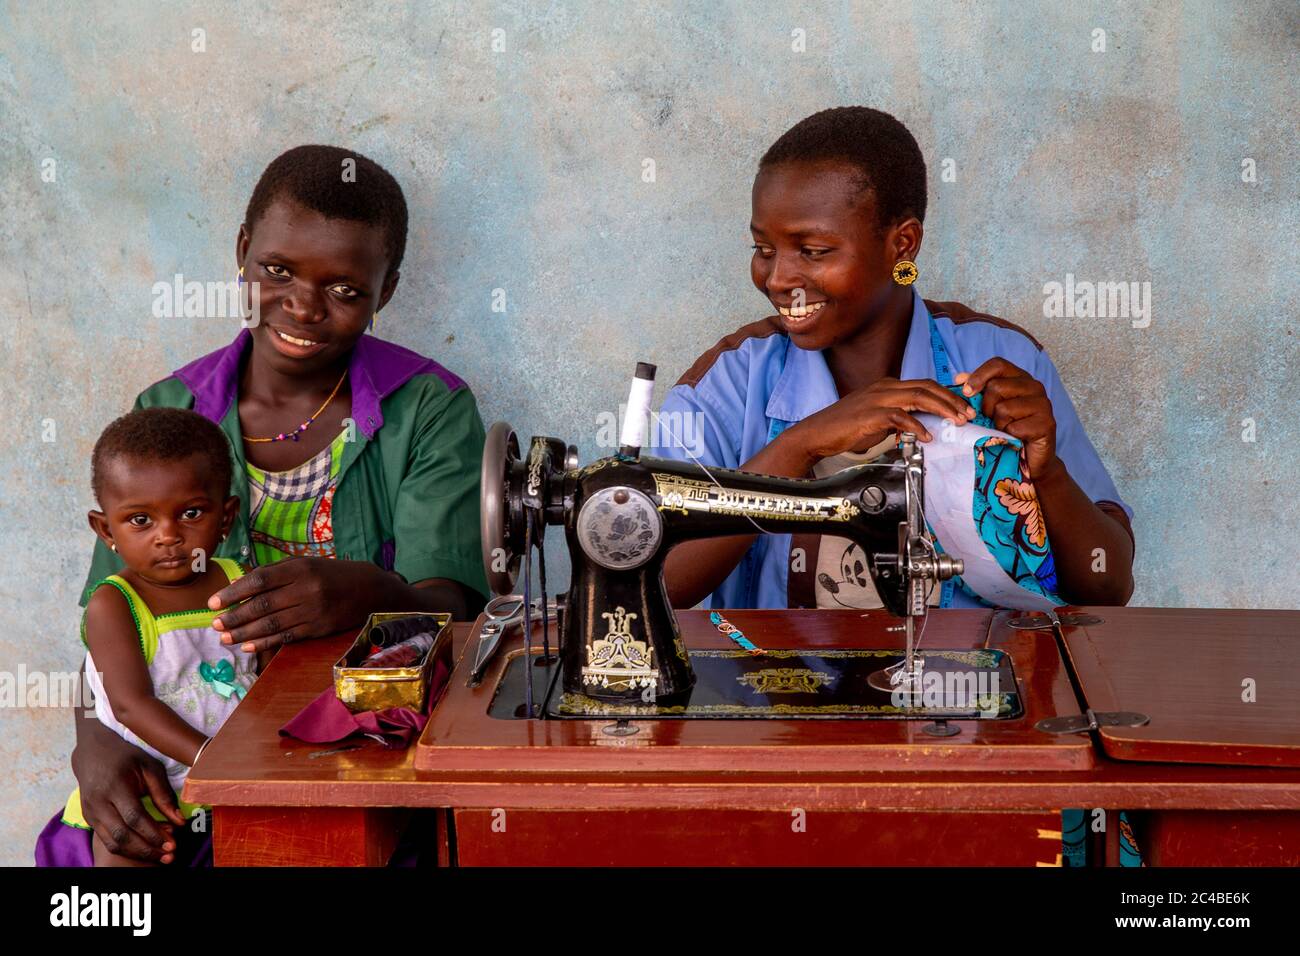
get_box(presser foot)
[866,657,926,698]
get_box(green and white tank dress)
[62,556,255,828]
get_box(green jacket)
[82,330,488,604]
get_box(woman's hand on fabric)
[790,377,977,463]
[955,360,1060,479]
[208,558,400,653]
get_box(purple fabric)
[34,813,92,867]
[346,334,466,439]
[279,658,447,748]
[35,811,213,867]
[173,328,253,424]
[172,330,466,438]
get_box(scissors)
[467,594,559,686]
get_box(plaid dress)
[246,428,348,566]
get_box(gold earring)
[892,260,918,286]
[370,311,379,331]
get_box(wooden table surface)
[185,607,1300,813]
[1062,607,1300,767]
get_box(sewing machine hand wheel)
[481,421,523,596]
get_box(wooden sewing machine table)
[184,607,1300,866]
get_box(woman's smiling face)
[237,198,398,376]
[750,159,918,351]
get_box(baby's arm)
[83,586,208,768]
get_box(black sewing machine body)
[482,423,949,706]
[562,452,913,701]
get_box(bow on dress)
[199,659,246,700]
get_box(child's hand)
[955,359,1061,480]
[790,377,977,462]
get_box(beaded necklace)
[242,369,348,444]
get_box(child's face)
[237,198,399,377]
[750,160,919,351]
[89,455,238,588]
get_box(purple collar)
[173,329,465,439]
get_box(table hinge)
[1035,709,1149,735]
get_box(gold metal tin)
[333,612,453,714]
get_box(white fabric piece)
[915,413,1060,612]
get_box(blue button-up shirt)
[647,290,1133,609]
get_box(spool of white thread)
[620,362,657,455]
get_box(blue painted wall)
[1,1,1296,863]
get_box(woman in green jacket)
[38,144,487,866]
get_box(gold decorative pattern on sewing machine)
[651,473,711,515]
[525,440,546,498]
[520,647,1022,720]
[583,606,657,692]
[575,458,615,478]
[736,667,836,695]
[554,694,1016,718]
[652,473,861,522]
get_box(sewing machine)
[478,363,981,721]
[186,362,1300,867]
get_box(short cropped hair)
[244,144,409,274]
[92,408,233,504]
[759,107,927,229]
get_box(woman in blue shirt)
[648,107,1135,613]
[647,108,1139,866]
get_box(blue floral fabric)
[930,386,1063,609]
